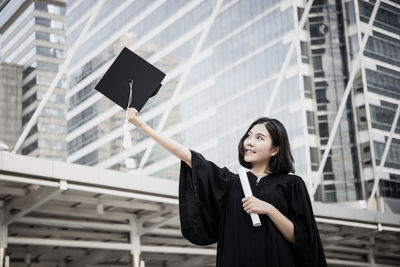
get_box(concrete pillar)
[368,236,376,267]
[0,208,7,267]
[130,220,141,267]
[4,256,9,267]
[0,248,4,267]
[132,254,140,267]
[24,252,31,264]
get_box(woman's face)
[243,123,278,167]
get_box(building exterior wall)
[0,63,23,150]
[347,0,400,208]
[66,0,314,184]
[305,0,400,206]
[0,0,67,161]
[66,0,400,207]
[307,0,363,202]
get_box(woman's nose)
[245,138,255,146]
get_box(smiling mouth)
[245,149,256,154]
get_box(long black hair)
[238,117,295,175]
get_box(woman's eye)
[257,136,263,140]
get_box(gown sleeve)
[287,176,327,267]
[179,150,232,246]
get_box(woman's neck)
[250,164,269,175]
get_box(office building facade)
[66,0,314,178]
[0,62,23,150]
[343,0,400,209]
[66,0,400,208]
[0,0,67,160]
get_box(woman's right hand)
[127,108,146,129]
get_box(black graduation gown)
[179,150,327,267]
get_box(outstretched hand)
[127,108,146,129]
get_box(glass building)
[308,0,363,203]
[66,0,400,209]
[303,0,400,208]
[66,0,312,178]
[0,0,67,160]
[0,62,23,150]
[343,0,400,210]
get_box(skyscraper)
[66,0,400,210]
[342,0,400,210]
[307,0,363,203]
[0,0,67,160]
[66,0,313,180]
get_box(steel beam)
[33,205,137,221]
[139,206,177,223]
[53,194,164,211]
[173,256,214,267]
[15,216,131,231]
[0,187,27,196]
[7,237,216,255]
[327,258,398,267]
[325,230,378,247]
[8,226,127,242]
[5,185,65,225]
[66,250,123,267]
[138,214,178,235]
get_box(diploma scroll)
[238,167,261,227]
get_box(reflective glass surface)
[312,0,361,201]
[66,0,307,178]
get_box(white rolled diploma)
[238,167,261,227]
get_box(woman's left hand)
[242,196,275,215]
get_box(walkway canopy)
[0,151,399,266]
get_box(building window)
[303,76,312,99]
[22,141,38,155]
[34,2,66,15]
[35,17,66,30]
[36,61,59,72]
[22,93,37,110]
[306,111,316,134]
[36,46,65,58]
[23,78,36,94]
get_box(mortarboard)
[94,47,166,149]
[95,47,166,112]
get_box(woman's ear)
[271,146,279,157]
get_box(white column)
[132,254,140,267]
[0,248,4,267]
[4,256,9,267]
[130,220,141,267]
[368,236,376,267]
[0,208,7,267]
[24,253,31,265]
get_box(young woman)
[127,108,327,267]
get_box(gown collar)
[247,171,281,184]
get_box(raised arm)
[127,108,192,167]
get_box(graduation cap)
[95,47,166,149]
[95,47,166,112]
